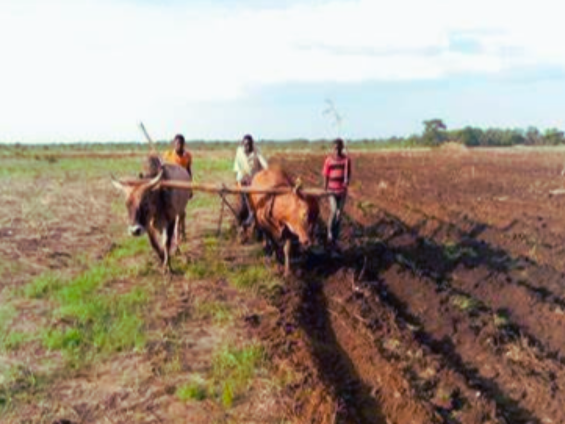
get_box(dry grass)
[0,149,292,423]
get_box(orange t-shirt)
[163,150,192,169]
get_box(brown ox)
[112,157,192,272]
[248,168,319,276]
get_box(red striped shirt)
[323,155,351,193]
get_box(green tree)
[543,128,565,145]
[456,126,483,146]
[525,126,542,145]
[422,119,447,146]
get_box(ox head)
[111,171,163,237]
[284,191,319,249]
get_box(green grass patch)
[194,301,233,324]
[16,238,150,367]
[442,242,478,262]
[0,365,46,413]
[211,344,266,408]
[230,264,278,291]
[175,343,267,408]
[192,157,233,177]
[107,236,150,260]
[493,310,510,327]
[1,332,35,351]
[451,294,480,312]
[0,305,20,352]
[185,193,220,211]
[0,157,142,180]
[176,377,209,402]
[184,236,281,292]
[22,273,62,299]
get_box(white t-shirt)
[233,146,268,182]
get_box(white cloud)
[1,0,565,141]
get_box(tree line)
[390,119,565,147]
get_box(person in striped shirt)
[323,138,351,248]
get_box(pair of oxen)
[112,156,319,276]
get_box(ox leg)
[177,211,187,242]
[181,211,187,241]
[171,215,180,255]
[283,237,292,277]
[162,222,176,273]
[263,232,274,257]
[148,227,165,262]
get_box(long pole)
[159,180,331,197]
[139,122,157,155]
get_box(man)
[233,134,268,226]
[162,134,192,177]
[161,134,193,242]
[323,138,351,250]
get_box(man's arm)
[323,157,330,190]
[234,148,243,182]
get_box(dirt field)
[271,146,565,423]
[3,146,565,423]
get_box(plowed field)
[265,148,565,423]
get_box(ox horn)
[143,170,164,191]
[111,173,126,191]
[292,177,303,194]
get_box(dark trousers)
[328,192,347,242]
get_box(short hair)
[174,134,185,145]
[334,138,344,149]
[242,134,254,144]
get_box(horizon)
[1,121,564,146]
[2,0,565,143]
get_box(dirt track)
[262,148,565,423]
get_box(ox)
[248,168,319,276]
[112,157,192,272]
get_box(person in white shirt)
[233,134,268,226]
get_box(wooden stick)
[217,193,225,236]
[139,121,156,152]
[160,180,332,197]
[219,193,239,218]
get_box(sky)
[2,0,565,143]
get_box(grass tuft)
[211,343,266,407]
[23,273,62,299]
[195,301,233,324]
[177,377,208,402]
[451,294,480,312]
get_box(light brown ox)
[248,168,320,276]
[111,159,192,273]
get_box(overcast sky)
[1,0,565,143]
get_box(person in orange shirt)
[162,134,192,177]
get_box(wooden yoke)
[159,180,332,198]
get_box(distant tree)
[543,128,565,145]
[422,119,447,146]
[456,126,483,146]
[525,126,542,145]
